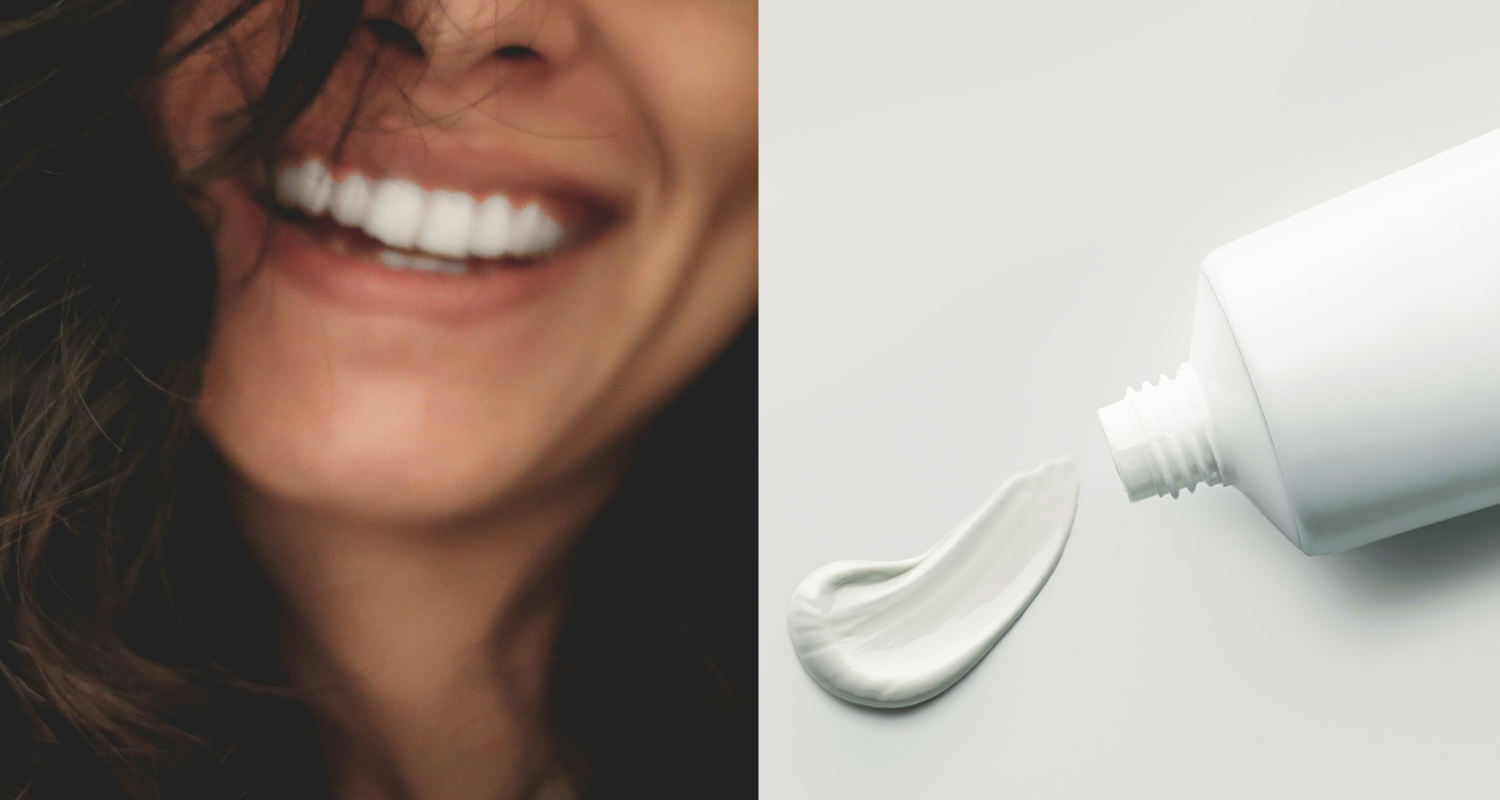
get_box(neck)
[234,469,620,800]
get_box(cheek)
[598,0,758,194]
[152,2,285,170]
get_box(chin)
[197,383,554,526]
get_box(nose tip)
[368,0,579,75]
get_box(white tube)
[1099,128,1500,555]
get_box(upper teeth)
[274,159,566,261]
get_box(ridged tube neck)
[1098,362,1223,501]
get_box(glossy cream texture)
[788,459,1079,708]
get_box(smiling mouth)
[270,158,594,275]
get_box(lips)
[219,118,635,319]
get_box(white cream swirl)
[788,458,1079,708]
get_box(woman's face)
[154,0,757,523]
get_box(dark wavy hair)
[0,0,755,796]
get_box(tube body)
[1101,128,1500,554]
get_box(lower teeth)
[377,250,468,274]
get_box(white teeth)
[468,195,514,259]
[274,162,306,208]
[273,159,570,269]
[329,173,373,227]
[510,203,544,255]
[302,160,335,214]
[416,190,476,259]
[378,250,466,274]
[509,202,565,256]
[274,160,334,214]
[363,179,425,250]
[536,213,565,253]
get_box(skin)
[149,0,757,797]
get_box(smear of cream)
[787,458,1079,708]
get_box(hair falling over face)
[0,0,758,797]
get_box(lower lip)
[241,191,587,321]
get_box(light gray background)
[760,2,1500,797]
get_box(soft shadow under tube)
[787,458,1079,708]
